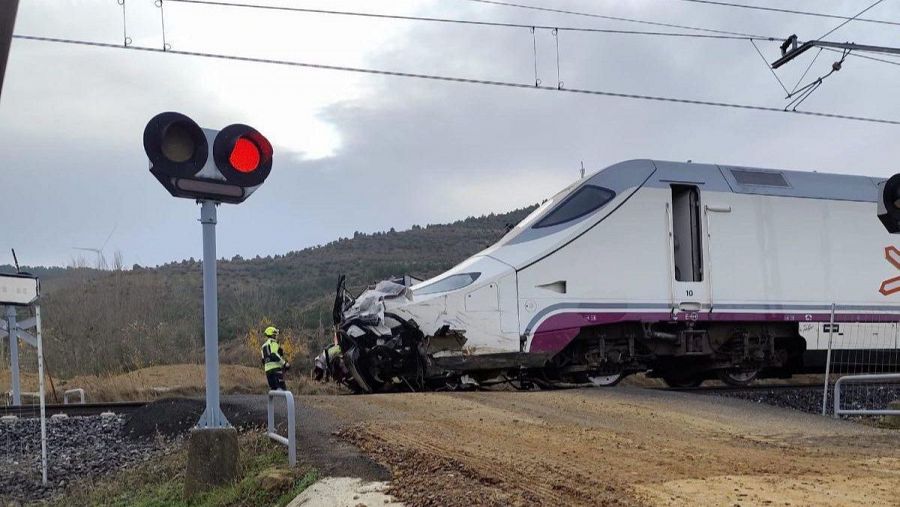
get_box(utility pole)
[0,0,20,97]
[771,34,900,69]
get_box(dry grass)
[53,432,318,507]
[0,364,343,403]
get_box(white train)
[323,159,900,392]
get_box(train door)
[668,185,709,316]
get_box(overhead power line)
[454,0,773,38]
[165,0,766,40]
[12,33,900,126]
[818,0,887,41]
[457,0,900,71]
[831,49,900,67]
[665,0,900,28]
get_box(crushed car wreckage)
[316,275,433,393]
[314,270,618,394]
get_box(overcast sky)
[2,0,900,267]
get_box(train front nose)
[397,256,521,354]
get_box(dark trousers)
[266,369,286,390]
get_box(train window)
[533,185,616,228]
[414,273,481,296]
[671,185,703,282]
[731,169,789,187]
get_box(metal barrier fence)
[266,390,296,466]
[834,373,900,417]
[63,388,85,405]
[817,307,900,417]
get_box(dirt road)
[289,387,900,506]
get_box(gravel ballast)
[0,414,168,503]
[705,383,900,416]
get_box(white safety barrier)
[266,390,296,466]
[63,388,85,405]
[834,373,900,417]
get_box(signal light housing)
[143,112,273,204]
[878,174,900,234]
[213,124,273,187]
[143,112,208,178]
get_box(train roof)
[636,159,883,202]
[495,159,884,248]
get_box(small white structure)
[0,272,47,485]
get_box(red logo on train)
[879,246,900,296]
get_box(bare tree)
[113,250,125,271]
[68,254,89,269]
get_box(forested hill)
[5,206,535,376]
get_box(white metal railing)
[63,388,85,405]
[833,373,900,417]
[266,390,296,466]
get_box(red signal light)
[213,124,272,188]
[229,137,260,173]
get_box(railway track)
[658,383,824,393]
[0,401,147,418]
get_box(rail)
[833,373,900,417]
[0,401,146,418]
[63,388,85,405]
[659,383,824,393]
[266,390,297,466]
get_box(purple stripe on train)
[528,310,900,354]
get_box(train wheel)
[588,373,623,387]
[662,375,703,388]
[717,369,759,387]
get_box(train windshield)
[533,185,616,228]
[493,180,580,245]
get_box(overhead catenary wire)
[454,0,774,38]
[156,0,170,50]
[749,38,788,95]
[164,0,769,40]
[455,0,900,71]
[167,0,900,75]
[817,0,887,41]
[827,48,900,67]
[791,48,823,95]
[116,0,131,47]
[12,33,900,126]
[663,0,900,28]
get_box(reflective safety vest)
[261,338,286,372]
[325,344,341,361]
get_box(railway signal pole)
[143,112,273,495]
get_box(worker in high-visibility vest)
[261,326,290,390]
